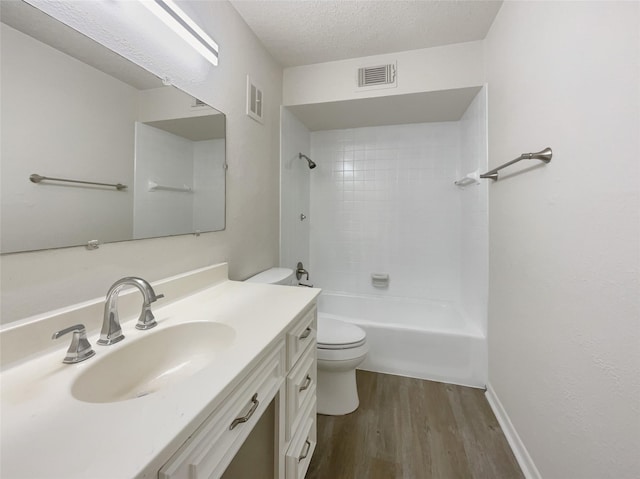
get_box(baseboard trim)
[485,383,542,479]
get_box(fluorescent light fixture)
[141,0,219,66]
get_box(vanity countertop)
[0,268,320,478]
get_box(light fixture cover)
[142,0,219,66]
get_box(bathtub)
[317,292,487,388]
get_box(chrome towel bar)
[30,173,127,190]
[480,147,552,181]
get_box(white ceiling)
[230,0,502,67]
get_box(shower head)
[299,153,316,169]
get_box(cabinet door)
[159,345,285,479]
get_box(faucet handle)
[52,324,95,364]
[152,293,165,302]
[296,261,310,281]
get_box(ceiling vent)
[357,63,396,89]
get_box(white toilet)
[245,267,368,416]
[316,316,368,415]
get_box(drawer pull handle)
[299,327,312,340]
[298,439,312,462]
[299,374,312,392]
[229,393,259,430]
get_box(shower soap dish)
[371,273,389,288]
[454,169,481,187]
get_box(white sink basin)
[72,321,235,403]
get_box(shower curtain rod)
[479,147,552,181]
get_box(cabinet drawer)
[159,345,285,479]
[285,397,317,479]
[285,343,316,441]
[286,306,316,370]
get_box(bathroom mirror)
[0,1,226,254]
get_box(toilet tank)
[245,267,295,285]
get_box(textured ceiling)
[230,0,503,67]
[1,0,162,90]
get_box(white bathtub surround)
[133,123,225,238]
[0,263,320,478]
[319,293,485,387]
[280,107,311,273]
[134,123,195,238]
[459,88,488,336]
[305,93,488,386]
[310,121,462,301]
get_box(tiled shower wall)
[309,122,463,302]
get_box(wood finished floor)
[307,371,524,479]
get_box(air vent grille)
[358,64,396,87]
[246,75,264,124]
[193,98,207,107]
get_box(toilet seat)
[317,338,366,350]
[317,316,366,350]
[317,342,369,362]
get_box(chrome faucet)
[296,261,309,281]
[98,277,164,345]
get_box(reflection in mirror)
[0,1,226,254]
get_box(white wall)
[459,88,488,334]
[0,23,136,253]
[279,108,311,274]
[1,0,282,323]
[309,122,462,302]
[485,2,640,478]
[283,41,484,106]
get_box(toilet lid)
[245,267,294,284]
[317,316,366,349]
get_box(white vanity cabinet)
[159,304,318,479]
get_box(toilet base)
[317,362,361,415]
